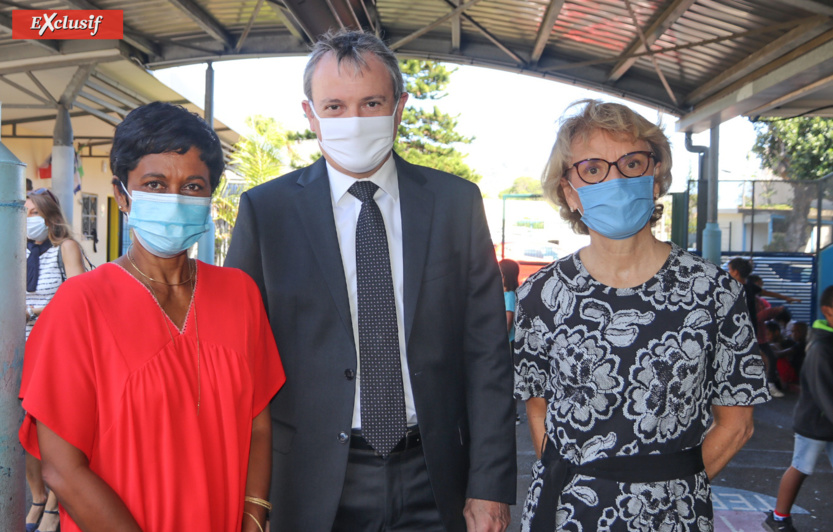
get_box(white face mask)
[27,216,49,242]
[310,102,396,174]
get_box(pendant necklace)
[127,246,201,415]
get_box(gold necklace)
[141,257,201,416]
[127,245,194,286]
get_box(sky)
[153,56,764,199]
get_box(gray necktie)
[349,180,406,456]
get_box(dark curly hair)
[110,102,224,195]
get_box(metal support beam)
[789,0,833,16]
[52,104,76,224]
[450,0,461,52]
[0,104,27,532]
[440,0,525,64]
[623,0,678,105]
[608,0,695,82]
[541,18,819,73]
[89,71,152,106]
[702,124,722,265]
[78,90,131,117]
[60,64,96,106]
[84,80,145,109]
[279,0,347,43]
[390,0,485,51]
[530,0,565,65]
[0,75,53,106]
[264,0,309,42]
[676,31,833,132]
[236,0,266,52]
[0,12,61,53]
[167,0,235,49]
[73,100,122,127]
[686,17,832,104]
[0,48,122,76]
[61,0,162,56]
[26,72,58,105]
[747,71,833,117]
[204,62,215,128]
[200,62,215,265]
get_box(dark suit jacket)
[224,154,516,532]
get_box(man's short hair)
[728,257,753,279]
[110,102,224,194]
[822,285,833,308]
[303,29,404,105]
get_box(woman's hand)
[37,421,142,531]
[242,407,272,532]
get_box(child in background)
[764,286,833,532]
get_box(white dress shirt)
[327,156,418,429]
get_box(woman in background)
[24,187,85,532]
[500,258,522,425]
[499,258,520,344]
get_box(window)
[81,193,97,240]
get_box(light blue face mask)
[122,184,212,258]
[571,175,656,240]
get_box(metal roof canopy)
[3,0,833,140]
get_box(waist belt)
[350,426,422,455]
[529,438,704,532]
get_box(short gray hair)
[303,29,404,105]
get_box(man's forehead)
[313,51,373,79]
[309,51,395,100]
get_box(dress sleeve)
[19,279,98,460]
[244,274,285,417]
[711,282,770,406]
[514,283,548,401]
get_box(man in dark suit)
[225,29,516,532]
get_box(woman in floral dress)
[514,100,770,532]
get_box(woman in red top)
[19,102,285,532]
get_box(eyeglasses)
[570,151,656,184]
[29,187,59,205]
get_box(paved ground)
[510,391,833,531]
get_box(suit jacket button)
[345,369,355,380]
[338,432,349,444]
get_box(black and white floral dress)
[514,243,769,532]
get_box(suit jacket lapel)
[295,158,355,347]
[395,154,434,345]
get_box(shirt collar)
[328,156,398,205]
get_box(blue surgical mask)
[122,185,212,258]
[571,175,656,240]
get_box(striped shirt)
[26,245,63,340]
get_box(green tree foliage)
[500,176,543,198]
[395,60,480,183]
[751,117,833,251]
[215,115,304,261]
[752,117,833,179]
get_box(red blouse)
[20,262,285,532]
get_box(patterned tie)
[349,180,407,456]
